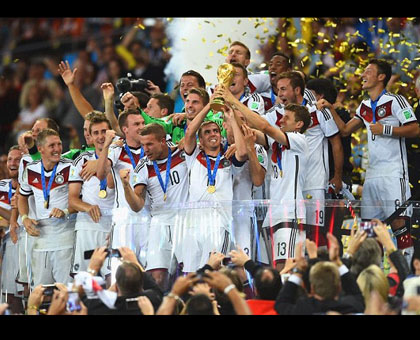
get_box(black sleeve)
[339,270,365,313]
[243,259,263,278]
[389,250,410,297]
[274,280,300,315]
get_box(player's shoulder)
[72,150,95,166]
[384,91,410,109]
[134,157,148,173]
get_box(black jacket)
[82,272,163,315]
[274,267,365,315]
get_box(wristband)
[383,124,393,136]
[62,208,69,217]
[166,292,182,303]
[87,267,97,276]
[21,214,28,222]
[223,284,236,295]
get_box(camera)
[125,297,139,310]
[114,73,150,111]
[83,248,121,260]
[360,221,377,237]
[42,284,58,296]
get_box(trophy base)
[210,100,225,113]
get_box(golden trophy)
[210,63,235,113]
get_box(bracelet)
[21,214,28,222]
[383,124,393,136]
[223,284,236,295]
[87,267,97,276]
[62,208,69,216]
[27,305,39,311]
[166,292,182,302]
[343,252,353,260]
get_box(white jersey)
[186,146,244,202]
[0,179,14,212]
[107,143,145,209]
[69,150,115,211]
[240,89,266,116]
[355,92,417,179]
[233,144,268,202]
[133,148,189,220]
[19,158,73,220]
[263,132,308,227]
[18,154,37,221]
[303,102,340,191]
[248,72,276,111]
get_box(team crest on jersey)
[179,151,186,160]
[377,107,386,118]
[55,174,64,184]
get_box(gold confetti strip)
[205,65,213,70]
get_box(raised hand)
[58,60,77,86]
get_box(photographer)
[81,246,163,315]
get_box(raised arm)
[217,86,289,146]
[101,83,124,137]
[223,104,247,162]
[96,130,115,181]
[317,99,362,137]
[119,169,146,212]
[242,124,266,187]
[183,102,211,155]
[58,60,94,118]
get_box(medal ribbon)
[8,181,13,204]
[95,153,107,191]
[152,147,172,199]
[370,89,387,124]
[271,88,276,105]
[205,151,222,187]
[275,142,283,174]
[40,161,58,206]
[124,144,144,168]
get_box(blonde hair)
[309,261,341,300]
[357,264,389,305]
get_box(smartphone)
[360,221,377,237]
[42,284,58,296]
[84,248,121,260]
[125,297,139,310]
[67,292,81,312]
[222,257,232,266]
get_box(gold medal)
[163,193,167,201]
[98,190,107,199]
[279,170,283,178]
[44,200,49,209]
[207,185,216,194]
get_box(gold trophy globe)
[210,63,235,113]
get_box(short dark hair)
[36,128,60,147]
[36,118,60,133]
[254,267,283,300]
[181,70,206,89]
[88,114,111,135]
[115,261,144,296]
[118,108,142,131]
[284,103,311,133]
[277,71,305,96]
[197,120,221,139]
[151,93,175,115]
[368,58,392,88]
[231,62,248,79]
[306,78,338,104]
[229,41,251,60]
[131,91,151,110]
[8,145,21,153]
[271,52,292,69]
[185,294,214,315]
[140,122,166,141]
[188,87,210,106]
